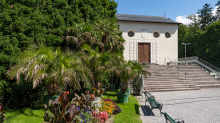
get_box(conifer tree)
[197,3,215,30]
[215,0,220,20]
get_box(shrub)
[44,92,96,122]
[1,78,47,110]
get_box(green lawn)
[103,91,142,123]
[4,91,142,123]
[5,105,44,123]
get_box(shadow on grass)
[5,105,44,120]
[141,105,155,116]
[135,104,140,115]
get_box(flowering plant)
[91,84,104,97]
[99,99,116,114]
[74,107,92,123]
[92,110,108,123]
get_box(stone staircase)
[144,64,199,92]
[144,64,220,92]
[175,65,220,88]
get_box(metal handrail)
[198,58,220,72]
[178,56,198,61]
[178,56,220,72]
[166,57,196,85]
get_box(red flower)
[63,91,69,95]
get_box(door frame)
[136,41,152,63]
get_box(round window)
[153,32,160,38]
[165,32,171,38]
[128,31,135,37]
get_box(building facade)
[116,14,181,65]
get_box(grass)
[103,91,142,123]
[4,91,142,123]
[4,105,45,123]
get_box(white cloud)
[212,6,218,16]
[175,15,192,25]
[176,6,219,25]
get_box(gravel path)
[136,89,220,123]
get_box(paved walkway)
[136,89,220,123]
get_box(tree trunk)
[121,82,128,94]
[101,35,107,53]
[111,72,113,83]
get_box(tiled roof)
[116,14,181,24]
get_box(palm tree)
[62,22,96,50]
[8,44,93,95]
[106,52,124,84]
[80,44,111,88]
[116,61,150,94]
[94,19,124,53]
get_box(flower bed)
[43,88,122,123]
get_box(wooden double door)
[138,43,151,63]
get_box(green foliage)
[197,3,216,30]
[1,77,47,110]
[80,44,112,86]
[116,61,150,93]
[0,0,119,109]
[216,0,220,20]
[178,19,220,68]
[43,93,78,123]
[8,45,93,92]
[197,20,220,66]
[44,92,96,123]
[131,76,143,95]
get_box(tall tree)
[197,3,215,30]
[215,0,220,20]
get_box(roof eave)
[117,20,182,25]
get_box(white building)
[116,14,181,65]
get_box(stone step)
[144,81,193,84]
[145,87,196,90]
[144,64,220,92]
[195,81,220,85]
[149,74,187,77]
[149,73,210,77]
[197,84,220,88]
[145,79,190,82]
[178,77,217,81]
[150,70,207,73]
[145,88,200,92]
[144,83,195,87]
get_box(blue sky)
[115,0,219,24]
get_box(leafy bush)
[130,75,143,95]
[1,78,47,110]
[44,92,96,123]
[44,93,78,122]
